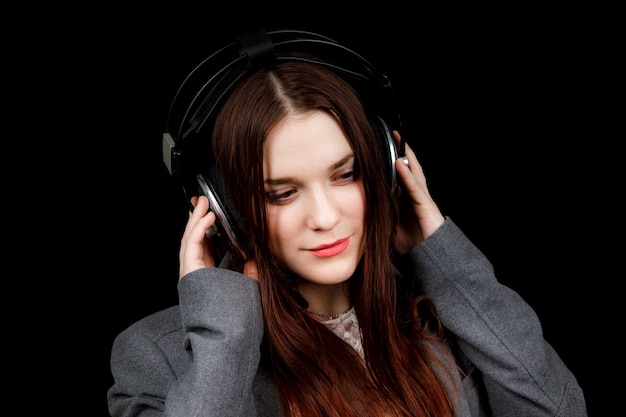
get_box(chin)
[302,259,359,285]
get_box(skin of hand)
[179,195,260,282]
[393,131,445,255]
[179,195,216,279]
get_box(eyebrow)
[264,153,354,186]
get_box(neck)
[298,279,351,318]
[309,306,353,320]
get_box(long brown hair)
[212,61,457,416]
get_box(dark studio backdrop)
[48,5,614,416]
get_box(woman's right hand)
[393,131,445,255]
[179,195,217,280]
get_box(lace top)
[319,306,364,360]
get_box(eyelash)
[266,168,360,204]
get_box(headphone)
[162,28,406,266]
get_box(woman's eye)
[335,169,359,183]
[267,189,296,204]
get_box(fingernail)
[205,224,218,238]
[402,156,409,166]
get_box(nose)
[305,187,341,231]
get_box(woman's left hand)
[393,131,445,255]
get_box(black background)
[29,4,616,416]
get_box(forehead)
[263,111,353,178]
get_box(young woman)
[107,30,587,416]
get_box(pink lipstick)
[310,238,350,258]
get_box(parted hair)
[211,61,458,417]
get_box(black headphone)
[162,28,406,266]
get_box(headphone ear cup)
[195,167,248,268]
[369,115,399,193]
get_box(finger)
[393,131,417,168]
[191,195,209,216]
[179,201,217,278]
[243,260,260,282]
[182,197,216,248]
[184,196,210,235]
[392,133,432,207]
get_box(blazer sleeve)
[108,268,264,417]
[395,217,588,417]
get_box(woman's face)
[263,111,366,285]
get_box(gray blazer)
[108,218,588,416]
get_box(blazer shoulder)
[117,305,182,343]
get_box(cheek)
[344,185,366,223]
[266,208,291,255]
[347,187,367,253]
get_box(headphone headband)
[165,28,399,156]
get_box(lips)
[310,238,350,258]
